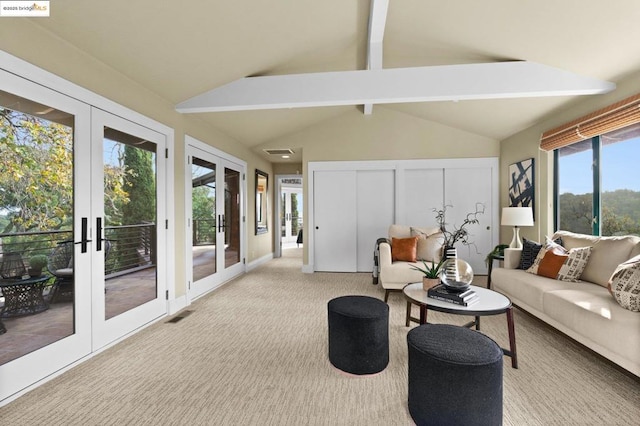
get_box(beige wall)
[265,105,500,265]
[0,20,273,298]
[499,71,640,245]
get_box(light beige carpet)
[1,248,639,425]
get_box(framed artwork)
[509,158,534,211]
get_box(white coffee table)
[403,283,518,368]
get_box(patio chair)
[48,240,112,303]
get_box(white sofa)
[491,230,640,376]
[378,225,445,302]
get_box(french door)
[281,188,303,244]
[187,143,244,300]
[90,109,167,349]
[0,70,167,403]
[0,70,92,401]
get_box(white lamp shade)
[501,207,534,227]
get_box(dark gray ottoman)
[407,324,503,426]
[328,295,389,375]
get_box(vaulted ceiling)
[31,0,640,163]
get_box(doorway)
[186,137,246,301]
[0,71,168,402]
[275,175,303,257]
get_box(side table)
[487,253,504,289]
[0,275,50,317]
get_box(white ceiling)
[31,0,640,162]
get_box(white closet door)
[402,169,444,227]
[356,170,395,272]
[314,171,357,272]
[444,167,493,274]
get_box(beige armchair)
[378,225,445,302]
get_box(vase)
[422,277,440,291]
[443,246,457,259]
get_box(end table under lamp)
[501,207,534,249]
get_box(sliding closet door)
[445,167,493,273]
[314,171,357,272]
[356,170,395,272]
[402,168,444,227]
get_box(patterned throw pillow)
[391,236,419,262]
[607,255,640,312]
[519,237,563,270]
[557,246,592,282]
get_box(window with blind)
[555,122,640,236]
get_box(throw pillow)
[519,237,563,270]
[411,227,444,262]
[391,236,419,262]
[607,254,640,312]
[518,238,543,270]
[537,250,569,279]
[527,237,567,275]
[557,246,592,282]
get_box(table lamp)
[501,207,534,249]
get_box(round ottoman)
[328,295,389,375]
[407,324,503,426]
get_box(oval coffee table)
[403,283,518,368]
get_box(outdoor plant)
[433,202,485,249]
[410,258,445,278]
[29,254,48,270]
[28,254,48,276]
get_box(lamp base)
[509,226,522,249]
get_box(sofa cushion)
[543,287,640,368]
[391,237,418,262]
[607,254,640,312]
[411,227,444,262]
[557,246,592,282]
[552,231,638,287]
[492,267,585,312]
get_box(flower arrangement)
[433,203,485,249]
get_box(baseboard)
[168,294,188,315]
[302,264,314,274]
[247,253,273,271]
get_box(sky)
[558,136,640,194]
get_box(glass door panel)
[91,109,166,350]
[281,189,303,244]
[224,168,241,268]
[191,157,217,282]
[102,127,157,320]
[0,72,92,402]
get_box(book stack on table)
[427,284,478,306]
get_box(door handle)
[74,217,92,253]
[218,214,223,232]
[97,217,103,251]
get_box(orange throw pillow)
[537,250,568,279]
[391,236,418,262]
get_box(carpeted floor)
[1,248,639,425]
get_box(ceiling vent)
[264,149,294,155]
